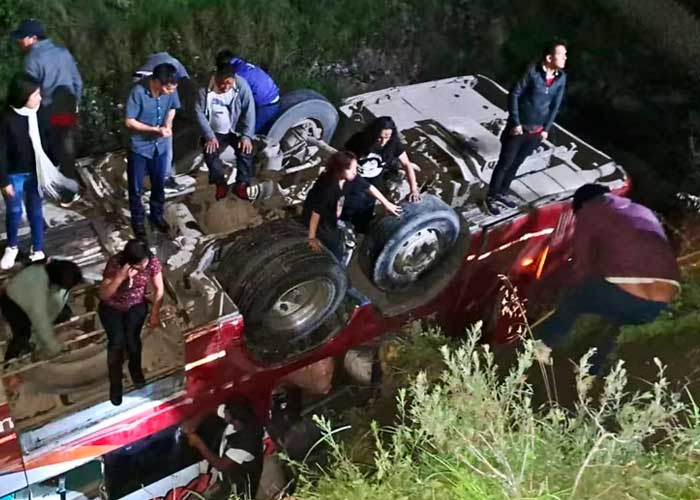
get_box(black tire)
[359,195,461,291]
[266,89,339,146]
[216,220,348,362]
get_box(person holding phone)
[98,239,164,406]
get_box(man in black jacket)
[487,40,568,215]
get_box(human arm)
[571,212,593,285]
[368,185,402,216]
[397,151,420,202]
[148,271,164,328]
[236,78,256,139]
[508,66,534,130]
[307,211,323,252]
[544,73,567,132]
[70,55,83,104]
[184,432,237,473]
[98,261,132,301]
[194,87,217,141]
[0,117,12,195]
[124,86,168,136]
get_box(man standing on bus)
[486,39,568,215]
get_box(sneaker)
[246,184,261,202]
[486,196,501,216]
[164,177,187,194]
[215,183,229,201]
[59,191,81,208]
[495,193,518,209]
[29,249,46,263]
[0,246,18,270]
[149,217,171,234]
[233,182,249,200]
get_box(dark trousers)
[4,173,44,250]
[536,279,668,374]
[317,224,345,263]
[47,87,78,181]
[340,175,386,234]
[204,133,254,187]
[127,150,167,228]
[2,295,72,361]
[255,102,280,135]
[99,302,148,391]
[488,130,542,196]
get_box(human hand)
[308,238,322,252]
[204,137,219,154]
[2,184,14,198]
[510,125,524,136]
[408,189,421,203]
[148,313,161,329]
[539,130,549,141]
[239,136,253,155]
[385,202,403,216]
[158,126,173,138]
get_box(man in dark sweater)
[11,18,83,207]
[536,184,681,374]
[487,39,568,215]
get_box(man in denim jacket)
[487,40,568,215]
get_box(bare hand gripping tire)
[266,90,339,146]
[359,194,461,290]
[216,219,348,361]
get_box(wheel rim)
[392,227,442,279]
[280,119,323,160]
[266,278,335,333]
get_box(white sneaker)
[29,249,46,262]
[246,184,261,202]
[1,246,18,270]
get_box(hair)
[152,63,178,85]
[215,49,235,68]
[121,239,152,265]
[224,398,257,425]
[370,116,398,140]
[7,73,41,109]
[572,183,610,212]
[541,38,568,61]
[325,151,357,179]
[214,63,235,81]
[46,260,83,289]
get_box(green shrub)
[294,325,700,499]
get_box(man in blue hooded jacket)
[216,50,280,135]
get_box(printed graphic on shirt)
[357,152,384,178]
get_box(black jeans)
[488,130,542,196]
[99,302,148,391]
[204,132,254,187]
[317,224,345,262]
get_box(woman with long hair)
[98,239,164,406]
[0,73,79,269]
[342,116,420,232]
[302,151,401,261]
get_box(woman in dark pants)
[303,151,401,262]
[98,239,164,406]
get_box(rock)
[201,197,263,234]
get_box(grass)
[292,324,700,499]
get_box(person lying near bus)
[98,239,164,406]
[343,116,420,232]
[194,63,258,202]
[2,259,83,361]
[536,184,680,375]
[181,399,264,500]
[303,150,401,262]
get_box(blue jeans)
[255,101,280,135]
[127,150,167,228]
[203,133,255,186]
[537,279,668,374]
[4,173,44,250]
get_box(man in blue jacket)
[11,18,83,207]
[487,40,568,215]
[216,50,280,134]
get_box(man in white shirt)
[194,64,257,201]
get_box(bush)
[293,325,700,499]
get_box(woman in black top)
[303,151,401,261]
[342,116,420,231]
[0,74,78,270]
